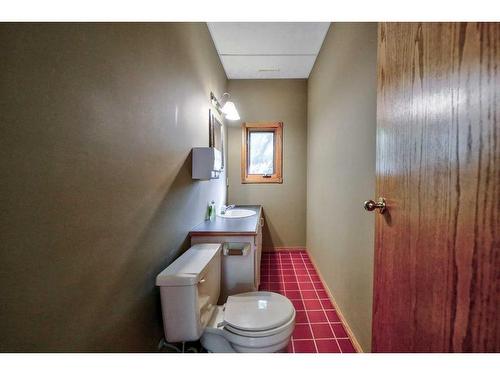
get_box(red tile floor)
[259,250,357,353]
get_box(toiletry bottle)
[209,200,216,221]
[206,201,212,221]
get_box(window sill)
[241,176,283,184]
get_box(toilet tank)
[156,243,221,342]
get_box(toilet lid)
[223,291,295,332]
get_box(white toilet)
[156,243,295,353]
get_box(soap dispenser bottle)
[206,201,211,221]
[209,200,216,221]
[206,200,216,221]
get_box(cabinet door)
[255,215,263,288]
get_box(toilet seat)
[224,311,295,338]
[200,291,296,352]
[223,291,295,337]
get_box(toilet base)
[200,330,237,353]
[200,329,291,353]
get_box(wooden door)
[372,23,500,352]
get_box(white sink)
[217,209,256,219]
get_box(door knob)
[364,197,386,214]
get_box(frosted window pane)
[249,131,274,174]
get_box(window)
[241,122,283,184]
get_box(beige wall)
[0,23,227,351]
[227,80,307,248]
[307,23,378,351]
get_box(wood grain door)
[372,23,500,352]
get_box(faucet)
[220,204,236,214]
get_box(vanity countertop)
[189,205,262,236]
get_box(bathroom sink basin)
[218,209,256,219]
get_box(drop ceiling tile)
[208,22,330,55]
[221,55,317,79]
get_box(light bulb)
[221,101,240,121]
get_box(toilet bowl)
[201,291,296,353]
[156,244,295,353]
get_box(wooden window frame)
[241,121,283,184]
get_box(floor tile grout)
[290,251,318,353]
[303,254,342,352]
[260,251,356,353]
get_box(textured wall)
[306,23,378,351]
[227,79,307,248]
[0,23,227,351]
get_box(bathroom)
[1,1,499,373]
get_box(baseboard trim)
[306,250,365,353]
[263,246,306,252]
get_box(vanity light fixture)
[210,92,240,121]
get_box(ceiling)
[207,22,330,79]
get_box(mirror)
[209,109,224,170]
